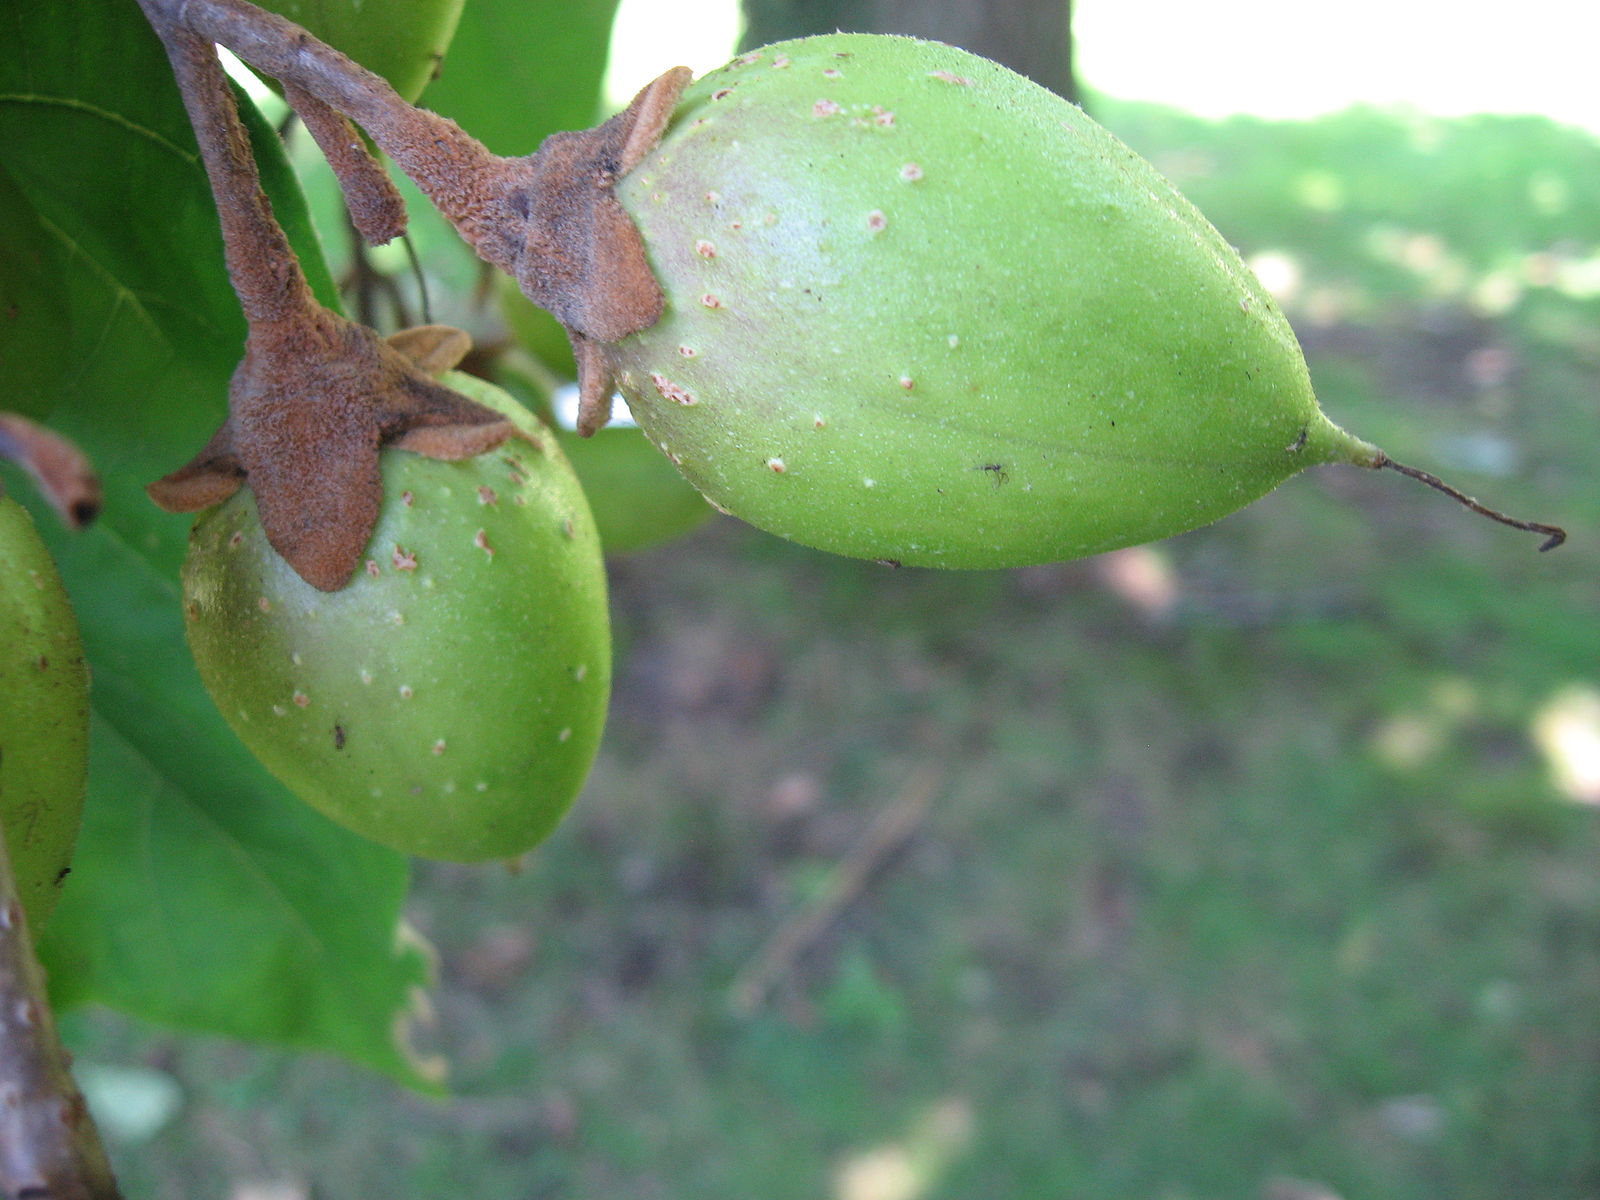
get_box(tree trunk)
[740,0,1076,103]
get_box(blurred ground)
[62,99,1600,1199]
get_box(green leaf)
[421,0,624,156]
[257,0,467,103]
[0,0,436,1087]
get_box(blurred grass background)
[60,35,1600,1200]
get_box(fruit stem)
[142,0,529,276]
[137,4,323,336]
[1373,454,1567,551]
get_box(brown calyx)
[139,0,693,589]
[505,68,692,435]
[149,317,520,592]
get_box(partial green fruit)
[256,0,465,102]
[554,427,714,555]
[497,276,715,555]
[0,496,88,926]
[607,35,1382,567]
[181,374,610,862]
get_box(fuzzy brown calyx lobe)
[149,320,523,592]
[510,67,693,436]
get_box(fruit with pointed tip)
[605,34,1387,566]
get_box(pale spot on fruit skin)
[773,56,790,69]
[474,529,494,558]
[678,345,698,358]
[867,210,887,232]
[432,740,447,756]
[947,334,961,348]
[365,560,380,579]
[228,531,244,549]
[474,780,488,793]
[705,190,721,204]
[399,685,414,700]
[899,375,915,390]
[291,651,303,666]
[558,727,572,743]
[651,372,697,406]
[478,486,498,506]
[392,545,418,571]
[442,780,457,794]
[272,704,287,717]
[257,597,271,612]
[561,518,576,539]
[696,239,717,258]
[767,457,787,474]
[863,478,877,488]
[813,415,827,429]
[701,293,723,309]
[293,691,309,708]
[930,70,972,85]
[900,162,923,181]
[737,51,762,66]
[390,611,405,626]
[872,107,895,126]
[823,68,842,79]
[359,668,374,685]
[401,490,415,507]
[573,664,588,682]
[814,99,842,117]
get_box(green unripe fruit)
[0,496,88,926]
[257,0,464,102]
[497,276,715,554]
[181,375,610,862]
[606,35,1382,567]
[553,427,715,555]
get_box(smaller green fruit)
[181,374,610,862]
[554,426,714,555]
[0,495,88,926]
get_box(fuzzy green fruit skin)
[609,35,1377,567]
[181,375,610,862]
[0,496,88,926]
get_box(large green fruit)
[606,35,1380,567]
[181,374,610,862]
[0,496,88,926]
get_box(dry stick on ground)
[0,823,123,1200]
[728,765,944,1017]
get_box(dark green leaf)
[421,0,623,156]
[0,0,435,1087]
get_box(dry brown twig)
[728,765,944,1017]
